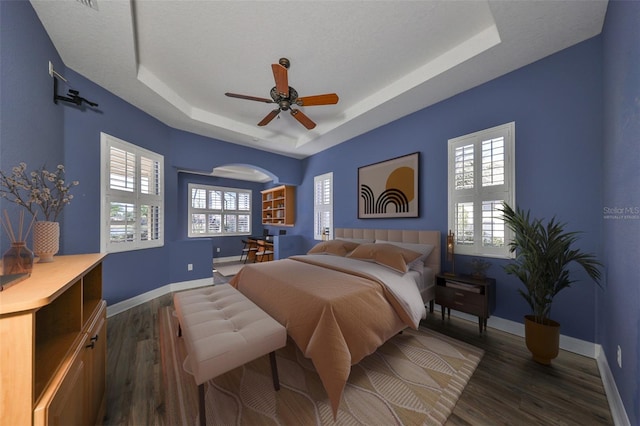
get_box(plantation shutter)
[314,172,333,240]
[448,123,514,258]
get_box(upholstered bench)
[173,284,287,426]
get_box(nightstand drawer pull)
[454,301,465,306]
[454,292,465,297]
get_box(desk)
[244,235,304,261]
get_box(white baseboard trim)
[106,277,213,318]
[433,307,630,424]
[595,346,631,426]
[214,255,242,264]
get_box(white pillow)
[374,240,435,271]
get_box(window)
[448,122,515,258]
[101,133,164,253]
[314,172,333,240]
[188,183,251,237]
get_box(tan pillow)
[347,243,422,273]
[374,240,435,271]
[307,240,360,257]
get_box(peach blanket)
[229,255,425,417]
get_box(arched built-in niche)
[211,164,276,184]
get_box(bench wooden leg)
[198,383,206,426]
[269,351,280,391]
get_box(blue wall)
[1,1,638,422]
[602,1,640,424]
[302,36,604,342]
[0,0,64,250]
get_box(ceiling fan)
[225,58,339,130]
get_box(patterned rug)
[158,306,483,425]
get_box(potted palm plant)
[501,204,602,365]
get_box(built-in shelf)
[261,185,295,226]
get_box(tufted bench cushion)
[173,283,287,425]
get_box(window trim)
[187,183,252,238]
[314,172,333,240]
[100,132,164,253]
[447,122,515,258]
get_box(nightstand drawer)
[436,286,485,314]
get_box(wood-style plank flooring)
[104,265,613,425]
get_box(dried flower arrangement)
[0,163,79,222]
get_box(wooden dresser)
[0,253,107,426]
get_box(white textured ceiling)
[31,0,607,161]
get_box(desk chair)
[254,240,274,262]
[240,239,258,263]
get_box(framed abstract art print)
[358,152,419,218]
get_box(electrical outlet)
[617,345,622,368]
[187,263,193,271]
[216,247,220,253]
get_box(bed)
[229,228,440,416]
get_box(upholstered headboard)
[334,228,441,275]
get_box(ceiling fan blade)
[296,93,339,107]
[258,109,281,126]
[290,109,316,130]
[271,64,289,98]
[225,92,273,103]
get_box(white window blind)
[314,172,333,240]
[101,132,164,253]
[188,183,251,237]
[448,122,515,258]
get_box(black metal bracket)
[53,76,98,107]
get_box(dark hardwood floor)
[105,266,613,425]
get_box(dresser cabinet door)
[34,342,86,426]
[84,302,107,425]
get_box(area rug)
[159,306,483,425]
[214,263,245,277]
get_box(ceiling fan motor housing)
[270,86,298,110]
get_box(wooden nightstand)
[435,273,496,333]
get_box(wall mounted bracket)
[53,76,98,107]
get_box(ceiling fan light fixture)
[225,58,338,130]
